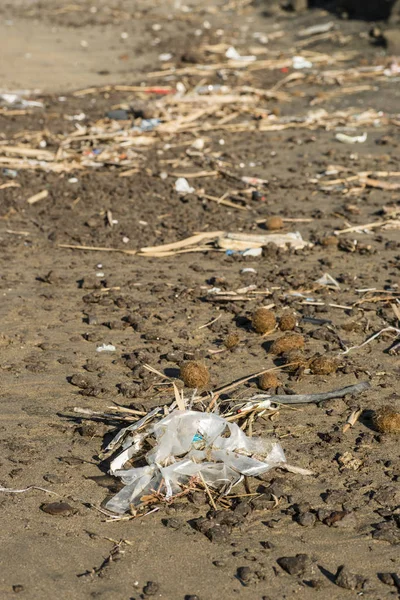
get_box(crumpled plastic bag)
[106,410,285,514]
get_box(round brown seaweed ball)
[252,308,276,334]
[180,361,210,389]
[372,406,400,433]
[279,312,298,332]
[270,333,305,355]
[320,235,339,248]
[282,349,308,372]
[310,355,339,375]
[265,216,284,231]
[258,372,281,390]
[224,333,240,350]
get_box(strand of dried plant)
[341,327,400,355]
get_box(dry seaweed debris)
[372,406,400,434]
[59,230,312,257]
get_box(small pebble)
[277,554,312,576]
[40,502,74,516]
[143,581,159,596]
[335,565,367,590]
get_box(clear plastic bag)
[106,410,285,514]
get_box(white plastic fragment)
[174,177,195,194]
[106,410,286,514]
[316,273,341,289]
[191,138,205,150]
[292,56,313,69]
[0,93,44,108]
[241,268,257,274]
[96,343,116,353]
[225,46,256,62]
[242,248,262,257]
[335,132,367,144]
[297,22,334,37]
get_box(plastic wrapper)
[106,410,286,514]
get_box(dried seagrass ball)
[320,235,339,248]
[265,216,284,231]
[372,406,400,434]
[258,371,281,390]
[282,349,308,372]
[279,312,298,332]
[310,355,339,375]
[180,361,210,389]
[270,333,305,355]
[252,307,276,334]
[224,333,240,350]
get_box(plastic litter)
[242,248,262,257]
[292,56,313,69]
[226,247,263,257]
[0,93,44,108]
[225,46,256,62]
[105,410,286,514]
[218,231,311,251]
[96,343,116,352]
[297,22,334,37]
[335,132,367,144]
[159,53,173,62]
[133,118,161,133]
[3,168,18,178]
[241,268,257,274]
[316,273,341,289]
[175,177,195,194]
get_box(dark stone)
[237,566,253,583]
[260,541,275,550]
[41,501,74,516]
[277,554,312,576]
[43,473,65,484]
[69,373,92,389]
[378,572,400,588]
[213,560,226,568]
[316,508,331,522]
[372,527,400,544]
[143,581,159,596]
[297,512,316,527]
[335,565,366,590]
[163,518,182,530]
[206,525,231,543]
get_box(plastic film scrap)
[106,410,285,514]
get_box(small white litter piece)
[105,410,286,514]
[242,248,262,258]
[174,177,195,194]
[335,132,367,144]
[316,273,341,289]
[292,56,313,69]
[96,343,116,353]
[241,268,257,274]
[225,46,256,62]
[297,22,334,37]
